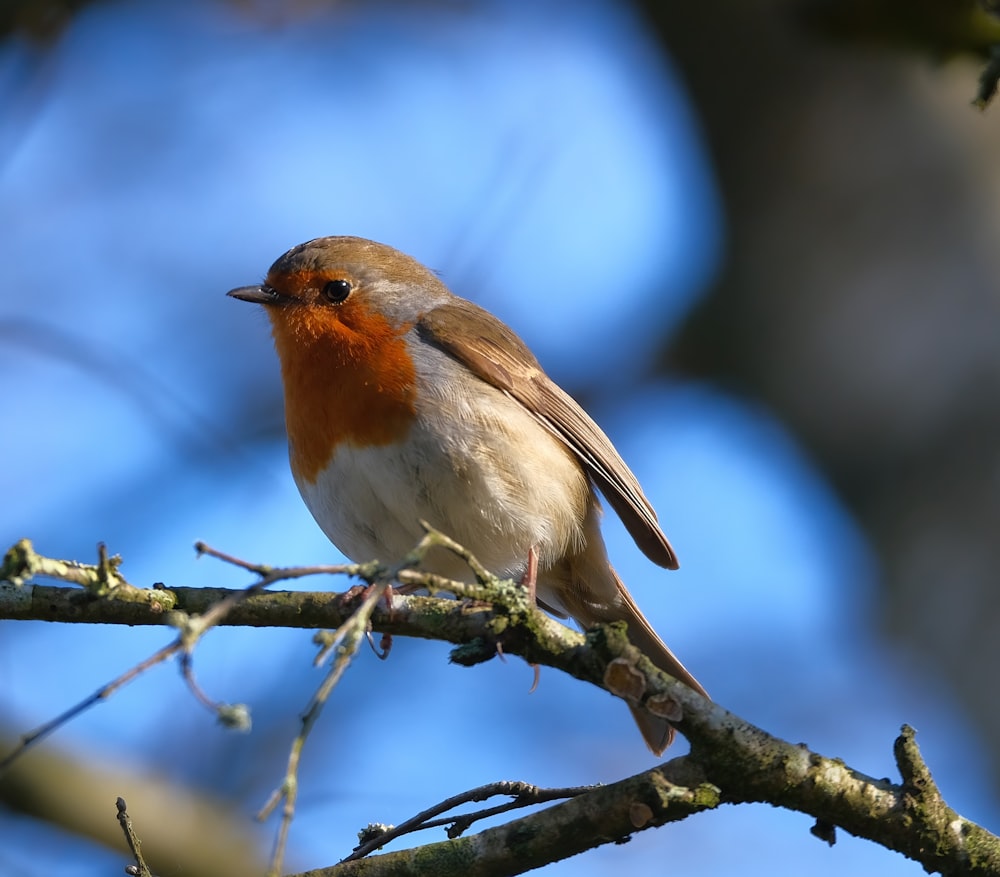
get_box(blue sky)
[0,1,994,875]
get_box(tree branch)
[300,762,717,877]
[3,539,999,875]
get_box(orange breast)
[268,297,417,485]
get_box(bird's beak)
[227,285,290,306]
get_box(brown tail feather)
[542,504,706,756]
[596,571,707,755]
[553,550,707,755]
[628,705,675,755]
[610,574,708,699]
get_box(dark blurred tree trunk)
[640,1,1000,786]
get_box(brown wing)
[417,299,679,569]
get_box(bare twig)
[344,781,597,861]
[0,640,181,774]
[258,580,389,877]
[116,797,153,877]
[254,525,484,877]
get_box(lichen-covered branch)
[3,538,999,876]
[297,765,718,877]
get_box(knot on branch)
[894,724,934,800]
[592,623,685,726]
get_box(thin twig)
[0,641,181,774]
[116,797,153,877]
[195,540,276,576]
[255,527,486,876]
[344,781,596,861]
[259,579,391,877]
[189,547,371,633]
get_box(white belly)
[293,349,590,582]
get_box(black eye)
[321,278,352,304]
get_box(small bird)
[228,236,706,754]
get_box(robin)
[228,236,707,754]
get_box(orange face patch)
[264,284,417,485]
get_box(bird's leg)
[520,546,541,691]
[360,582,394,660]
[520,545,539,605]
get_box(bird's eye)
[321,279,352,304]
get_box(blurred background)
[2,1,1000,874]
